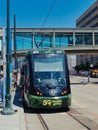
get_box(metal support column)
[14,14,18,71]
[73,32,75,47]
[1,0,15,115]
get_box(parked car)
[90,68,98,78]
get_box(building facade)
[76,0,98,28]
[76,0,98,66]
[76,54,98,65]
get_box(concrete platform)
[0,86,26,130]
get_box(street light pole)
[14,14,18,71]
[1,0,15,115]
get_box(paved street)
[70,76,98,124]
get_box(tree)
[75,65,81,73]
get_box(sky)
[0,0,96,28]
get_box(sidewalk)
[0,86,26,130]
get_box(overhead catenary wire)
[15,1,57,49]
[41,0,56,28]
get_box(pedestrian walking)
[12,70,17,91]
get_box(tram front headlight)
[61,90,67,95]
[36,91,43,96]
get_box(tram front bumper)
[28,94,71,109]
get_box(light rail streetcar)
[22,49,71,109]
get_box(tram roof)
[25,48,66,58]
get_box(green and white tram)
[22,49,71,109]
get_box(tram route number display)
[43,99,62,106]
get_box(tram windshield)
[33,54,67,88]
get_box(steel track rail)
[67,107,98,130]
[37,114,49,130]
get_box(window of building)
[75,33,92,45]
[55,32,73,47]
[34,33,53,48]
[95,33,98,45]
[16,32,33,50]
[76,6,97,27]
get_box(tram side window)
[25,64,30,87]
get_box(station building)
[76,0,98,28]
[1,27,98,70]
[76,0,98,66]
